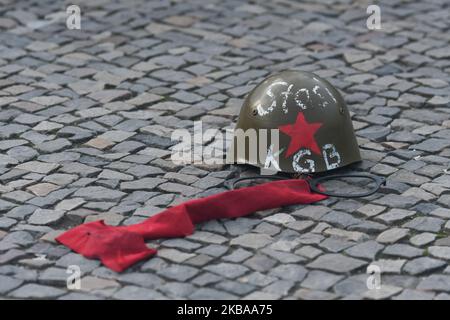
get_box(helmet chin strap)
[232,172,386,198]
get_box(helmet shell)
[229,70,361,174]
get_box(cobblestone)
[383,244,424,259]
[376,228,410,244]
[301,271,343,291]
[363,285,402,300]
[404,217,445,232]
[0,275,23,294]
[113,286,166,300]
[428,246,450,260]
[10,284,65,299]
[403,257,446,275]
[205,263,249,279]
[345,241,384,260]
[308,254,367,273]
[417,275,450,292]
[230,233,273,250]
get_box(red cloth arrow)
[56,179,327,272]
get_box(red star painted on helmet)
[278,113,323,158]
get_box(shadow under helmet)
[228,70,361,174]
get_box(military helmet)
[228,70,361,174]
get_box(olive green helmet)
[227,70,361,174]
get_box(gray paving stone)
[363,285,402,300]
[120,178,166,191]
[0,275,23,294]
[244,254,277,272]
[0,0,448,301]
[383,244,424,259]
[412,138,450,153]
[56,253,100,273]
[39,152,81,163]
[223,248,253,263]
[403,257,446,275]
[374,194,420,208]
[3,190,34,203]
[16,161,59,174]
[333,274,368,296]
[188,231,227,244]
[204,263,249,279]
[428,246,450,260]
[376,209,416,223]
[184,254,214,267]
[403,217,444,232]
[38,267,69,285]
[295,246,323,260]
[376,228,409,244]
[435,293,450,300]
[157,265,199,282]
[269,264,308,282]
[345,241,384,260]
[7,146,39,162]
[357,126,391,141]
[262,279,294,296]
[230,233,273,249]
[294,288,338,300]
[159,282,196,298]
[36,138,71,153]
[0,199,16,212]
[321,211,361,228]
[372,259,406,274]
[192,272,223,286]
[410,233,436,247]
[196,244,228,257]
[60,163,101,176]
[161,239,201,250]
[113,286,166,300]
[301,271,343,291]
[117,272,163,289]
[59,292,104,300]
[0,139,28,151]
[158,182,201,197]
[239,272,277,287]
[0,231,34,248]
[356,204,386,217]
[72,186,126,201]
[0,154,19,165]
[434,237,450,247]
[28,209,65,225]
[0,217,17,229]
[189,288,237,300]
[157,249,195,263]
[216,280,255,296]
[390,170,430,186]
[263,213,296,226]
[191,176,223,189]
[9,284,66,299]
[393,289,435,300]
[319,237,354,253]
[417,275,450,291]
[224,218,259,236]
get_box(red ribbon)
[56,179,327,272]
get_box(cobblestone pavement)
[0,0,449,300]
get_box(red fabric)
[56,179,327,272]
